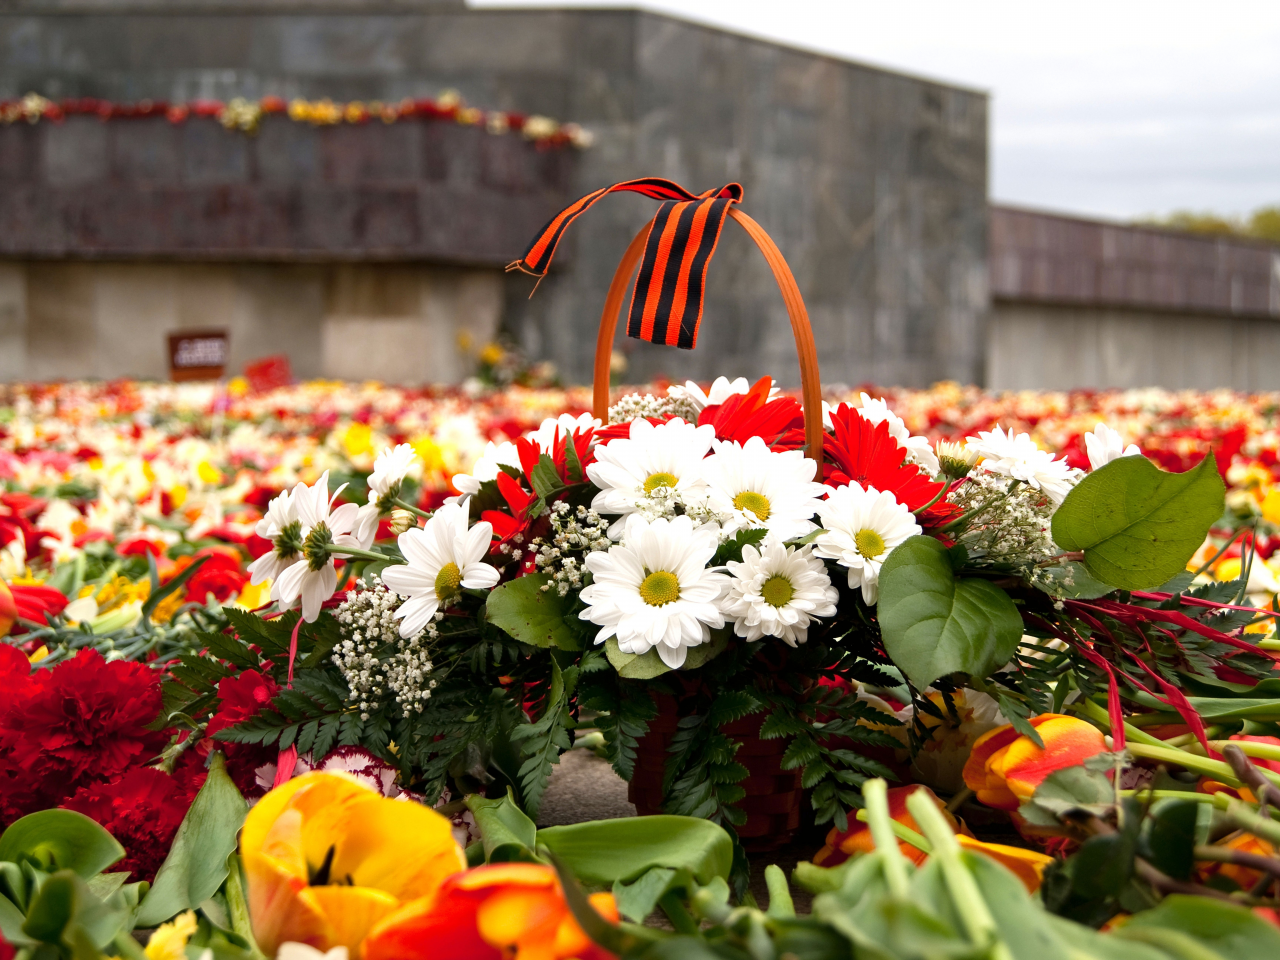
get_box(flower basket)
[628,693,803,852]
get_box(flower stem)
[394,498,433,519]
[863,779,911,898]
[223,852,268,960]
[326,544,395,563]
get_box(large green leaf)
[536,816,733,888]
[604,633,728,679]
[1115,894,1280,957]
[0,810,124,880]
[465,791,539,863]
[22,870,128,952]
[1051,453,1225,591]
[877,536,1024,690]
[485,574,583,651]
[135,753,247,927]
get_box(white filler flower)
[965,426,1077,505]
[586,418,716,537]
[814,483,922,604]
[579,514,727,668]
[723,535,838,646]
[1084,423,1142,472]
[700,436,826,540]
[382,501,500,638]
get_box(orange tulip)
[0,580,16,637]
[955,835,1053,893]
[241,771,466,957]
[963,714,1107,810]
[362,862,619,960]
[1198,831,1276,890]
[813,785,961,867]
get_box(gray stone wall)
[0,4,989,388]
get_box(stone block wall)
[0,3,989,388]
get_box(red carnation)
[206,670,280,795]
[0,649,168,819]
[61,766,205,883]
[172,549,249,604]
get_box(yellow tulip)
[242,771,466,957]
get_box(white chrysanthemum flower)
[722,535,838,646]
[367,443,419,509]
[813,483,922,604]
[586,418,716,537]
[525,412,601,449]
[965,426,1077,505]
[667,376,777,413]
[247,487,301,585]
[578,514,727,668]
[850,393,940,475]
[451,440,521,496]
[274,471,379,622]
[382,502,500,638]
[1084,423,1142,472]
[700,436,826,540]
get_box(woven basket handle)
[592,208,825,464]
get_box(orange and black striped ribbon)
[507,178,743,350]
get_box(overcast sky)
[472,1,1280,222]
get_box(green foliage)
[0,812,124,881]
[1052,453,1225,591]
[485,574,583,651]
[465,791,540,863]
[509,656,579,818]
[135,753,247,927]
[580,672,658,781]
[877,535,1024,690]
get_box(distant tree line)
[1139,205,1280,243]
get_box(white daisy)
[367,443,419,510]
[381,502,500,638]
[274,471,380,622]
[813,483,922,604]
[722,535,838,646]
[586,418,716,537]
[451,440,521,496]
[700,436,826,540]
[247,487,301,585]
[965,426,1077,505]
[667,376,778,414]
[1084,423,1142,472]
[525,412,602,450]
[579,514,727,668]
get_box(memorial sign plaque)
[168,330,229,381]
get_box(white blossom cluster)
[607,392,698,425]
[531,501,612,596]
[333,577,438,719]
[625,483,729,532]
[951,469,1060,580]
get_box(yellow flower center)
[732,490,772,521]
[638,570,681,606]
[435,561,462,599]
[644,471,679,493]
[760,575,794,608]
[854,528,886,559]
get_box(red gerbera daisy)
[823,404,949,521]
[698,377,804,447]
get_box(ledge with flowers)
[6,370,1280,959]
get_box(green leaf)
[877,536,1024,690]
[141,553,210,622]
[1116,894,1280,957]
[1140,799,1199,882]
[465,791,540,863]
[604,634,727,679]
[22,870,128,952]
[0,810,124,879]
[611,866,681,922]
[530,454,564,500]
[536,816,734,889]
[135,753,247,927]
[485,574,583,651]
[1052,453,1225,591]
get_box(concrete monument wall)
[0,2,988,388]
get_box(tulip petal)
[992,716,1106,801]
[956,835,1053,893]
[298,885,400,954]
[362,890,498,960]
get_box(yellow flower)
[478,343,505,366]
[242,772,465,957]
[146,910,198,960]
